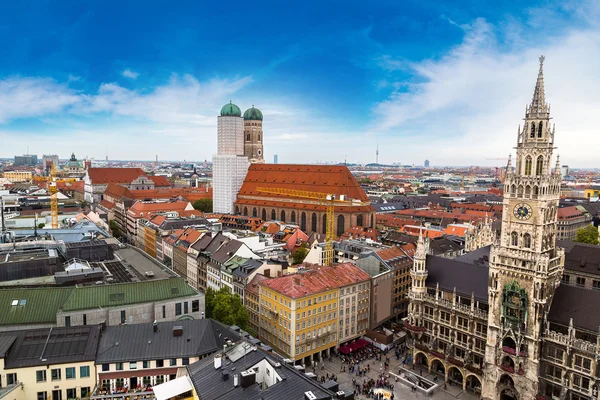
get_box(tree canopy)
[109,220,121,238]
[574,225,600,245]
[192,198,213,213]
[292,243,309,265]
[204,287,249,330]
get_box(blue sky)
[0,0,599,166]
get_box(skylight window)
[11,299,18,306]
[19,299,27,306]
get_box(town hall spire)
[528,55,548,117]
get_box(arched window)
[322,214,327,234]
[252,207,257,217]
[536,155,544,176]
[530,123,535,138]
[337,215,345,237]
[538,121,543,138]
[511,232,518,246]
[246,134,250,141]
[517,186,523,197]
[524,156,532,175]
[525,185,531,196]
[258,134,261,142]
[261,209,267,221]
[235,206,239,214]
[243,207,248,216]
[311,213,317,233]
[523,233,531,248]
[533,186,538,198]
[280,210,286,222]
[301,212,307,231]
[291,211,296,223]
[511,185,516,195]
[357,214,363,227]
[371,214,374,227]
[271,209,276,220]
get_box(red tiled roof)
[260,263,371,299]
[127,200,191,218]
[149,175,171,187]
[104,184,212,203]
[443,225,470,237]
[558,206,584,219]
[341,226,380,241]
[236,164,373,212]
[376,245,409,262]
[163,229,184,245]
[235,198,373,213]
[87,168,146,184]
[247,274,269,296]
[99,199,116,210]
[103,183,132,200]
[400,225,444,238]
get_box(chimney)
[214,354,222,369]
[153,320,158,333]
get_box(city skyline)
[0,1,599,166]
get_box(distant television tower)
[376,145,379,164]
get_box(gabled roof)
[187,340,334,400]
[425,255,488,301]
[557,240,600,275]
[149,175,171,187]
[211,240,244,263]
[0,325,101,368]
[60,278,199,312]
[96,319,237,363]
[549,284,600,332]
[87,167,146,184]
[127,200,191,218]
[261,263,371,299]
[238,164,370,202]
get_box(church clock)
[513,203,533,220]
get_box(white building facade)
[212,102,250,214]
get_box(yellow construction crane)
[256,187,353,266]
[49,164,58,229]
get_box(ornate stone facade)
[466,214,495,252]
[403,58,600,400]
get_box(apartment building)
[258,263,371,365]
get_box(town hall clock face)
[513,203,533,220]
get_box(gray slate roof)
[187,342,334,400]
[0,325,100,368]
[425,255,489,301]
[548,284,600,332]
[557,240,600,276]
[211,240,243,263]
[95,319,237,363]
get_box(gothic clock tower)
[482,57,565,400]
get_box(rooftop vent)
[304,391,318,400]
[172,326,183,337]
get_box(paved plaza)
[306,350,481,400]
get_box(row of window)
[64,300,201,327]
[101,358,189,371]
[37,387,90,400]
[36,366,90,382]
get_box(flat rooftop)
[113,246,175,281]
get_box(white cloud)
[369,7,600,167]
[0,77,79,123]
[122,69,139,79]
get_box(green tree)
[205,287,216,319]
[292,243,309,265]
[109,220,121,238]
[192,198,213,213]
[37,223,45,229]
[207,287,249,330]
[574,225,600,245]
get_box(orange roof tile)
[260,263,371,299]
[236,164,373,211]
[149,175,171,187]
[127,200,191,218]
[87,167,146,184]
[99,199,116,210]
[443,225,470,237]
[558,206,584,219]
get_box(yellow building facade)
[3,171,33,183]
[258,263,371,365]
[259,285,338,364]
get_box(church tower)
[482,57,565,400]
[243,106,264,163]
[408,231,428,327]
